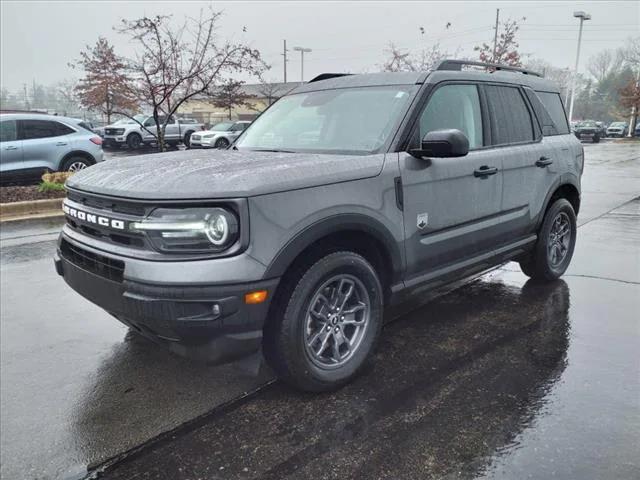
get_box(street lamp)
[568,10,591,123]
[293,46,312,83]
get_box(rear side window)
[20,120,74,140]
[0,120,17,142]
[536,92,570,134]
[418,84,483,149]
[485,85,534,145]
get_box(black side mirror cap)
[409,129,470,159]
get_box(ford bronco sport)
[55,60,582,392]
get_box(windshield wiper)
[249,148,295,153]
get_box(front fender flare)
[263,213,403,282]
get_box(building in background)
[178,82,298,127]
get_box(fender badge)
[417,213,428,230]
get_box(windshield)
[578,121,596,127]
[610,122,626,127]
[211,122,234,131]
[235,85,416,154]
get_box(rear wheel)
[183,131,193,149]
[520,198,577,282]
[264,251,383,392]
[215,137,230,149]
[61,156,91,172]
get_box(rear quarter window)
[0,120,17,142]
[535,91,570,135]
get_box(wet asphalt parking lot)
[1,141,639,480]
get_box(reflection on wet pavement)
[104,270,638,480]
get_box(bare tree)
[382,42,453,72]
[73,37,139,123]
[525,58,574,101]
[475,17,525,66]
[620,36,640,68]
[212,80,254,120]
[257,80,286,107]
[55,80,80,116]
[587,49,621,83]
[117,10,265,151]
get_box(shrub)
[41,171,74,184]
[38,181,66,193]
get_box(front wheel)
[215,137,230,149]
[520,198,577,282]
[264,251,383,392]
[127,133,142,149]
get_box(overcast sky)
[1,0,638,91]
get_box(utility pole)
[492,8,500,63]
[627,69,640,137]
[23,83,29,110]
[568,11,591,123]
[282,40,289,83]
[293,46,312,83]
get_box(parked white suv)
[102,115,204,149]
[190,121,251,149]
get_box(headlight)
[130,208,239,253]
[202,134,216,139]
[114,128,125,135]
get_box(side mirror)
[410,129,470,159]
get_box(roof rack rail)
[308,73,353,83]
[434,59,543,78]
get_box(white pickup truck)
[102,115,204,149]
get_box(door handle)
[536,156,553,167]
[56,142,68,146]
[5,146,18,150]
[474,165,498,178]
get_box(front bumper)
[55,234,278,364]
[102,135,126,146]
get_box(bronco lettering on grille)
[63,204,126,230]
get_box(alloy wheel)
[67,161,88,172]
[304,274,370,369]
[547,211,571,267]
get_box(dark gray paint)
[66,150,384,199]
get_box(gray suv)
[0,114,104,180]
[55,60,582,392]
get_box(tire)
[593,135,600,143]
[61,156,92,172]
[127,133,142,149]
[264,251,383,392]
[183,131,193,149]
[519,198,577,282]
[215,137,230,149]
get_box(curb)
[0,198,64,223]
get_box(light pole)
[293,46,312,83]
[568,11,591,123]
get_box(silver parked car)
[0,113,104,180]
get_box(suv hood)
[66,149,385,199]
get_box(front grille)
[60,239,125,283]
[191,135,201,141]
